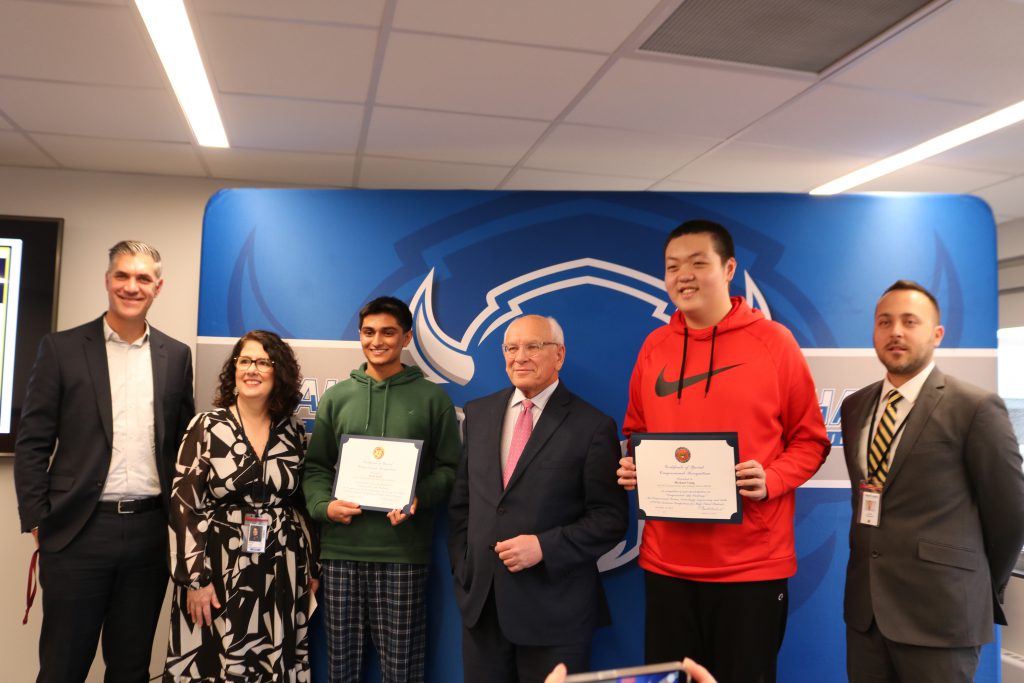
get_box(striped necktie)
[868,389,903,484]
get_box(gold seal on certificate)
[333,435,423,512]
[631,432,742,524]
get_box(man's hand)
[494,535,542,573]
[31,527,39,549]
[387,497,418,526]
[326,499,362,524]
[309,577,320,596]
[186,584,221,627]
[736,460,767,500]
[617,455,637,490]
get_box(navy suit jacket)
[841,368,1024,647]
[14,315,195,553]
[448,382,628,646]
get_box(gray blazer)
[841,367,1024,647]
[14,315,195,553]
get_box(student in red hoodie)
[617,219,830,683]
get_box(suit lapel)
[150,329,168,453]
[84,317,113,447]
[501,383,570,495]
[886,369,944,487]
[844,384,881,479]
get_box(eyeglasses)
[235,356,275,372]
[502,342,559,357]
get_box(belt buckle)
[116,499,137,514]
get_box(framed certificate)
[332,435,423,513]
[632,432,742,524]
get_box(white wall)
[999,218,1024,329]
[0,165,227,681]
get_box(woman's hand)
[186,584,221,627]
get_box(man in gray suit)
[15,240,194,683]
[841,280,1024,682]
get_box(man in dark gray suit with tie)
[841,280,1024,682]
[15,240,195,682]
[449,314,628,682]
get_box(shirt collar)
[103,316,150,347]
[880,360,935,406]
[511,379,559,411]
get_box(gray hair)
[108,240,163,278]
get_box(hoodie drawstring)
[363,379,372,431]
[705,325,718,397]
[363,378,391,437]
[381,383,390,437]
[677,324,718,400]
[676,328,688,402]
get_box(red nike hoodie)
[623,296,830,581]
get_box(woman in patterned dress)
[165,330,319,682]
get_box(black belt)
[97,497,161,514]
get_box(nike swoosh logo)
[655,364,743,397]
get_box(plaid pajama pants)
[322,559,429,683]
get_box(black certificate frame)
[333,434,423,513]
[631,431,742,524]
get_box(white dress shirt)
[101,317,159,500]
[857,361,935,478]
[500,380,559,473]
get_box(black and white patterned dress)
[165,409,318,682]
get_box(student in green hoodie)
[303,296,460,683]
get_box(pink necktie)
[503,399,534,487]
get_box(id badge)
[243,516,269,554]
[858,482,882,527]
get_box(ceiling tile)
[376,33,605,119]
[0,130,56,167]
[0,1,162,87]
[359,156,508,189]
[504,168,653,191]
[740,83,989,157]
[854,163,1009,193]
[194,0,385,26]
[833,0,1024,108]
[0,116,11,130]
[365,107,547,166]
[198,15,376,101]
[0,78,190,141]
[966,177,1024,221]
[566,57,812,137]
[202,148,355,186]
[649,178,736,192]
[392,0,661,52]
[33,134,204,176]
[219,95,362,154]
[927,122,1024,176]
[670,141,874,192]
[526,124,717,179]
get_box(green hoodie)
[303,363,460,564]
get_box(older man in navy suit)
[449,314,628,682]
[15,240,194,683]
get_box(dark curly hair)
[213,330,302,422]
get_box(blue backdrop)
[198,190,1000,682]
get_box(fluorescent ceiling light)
[810,98,1024,195]
[135,0,228,148]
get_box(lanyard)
[232,406,269,507]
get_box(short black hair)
[663,219,736,263]
[359,296,413,332]
[880,280,941,321]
